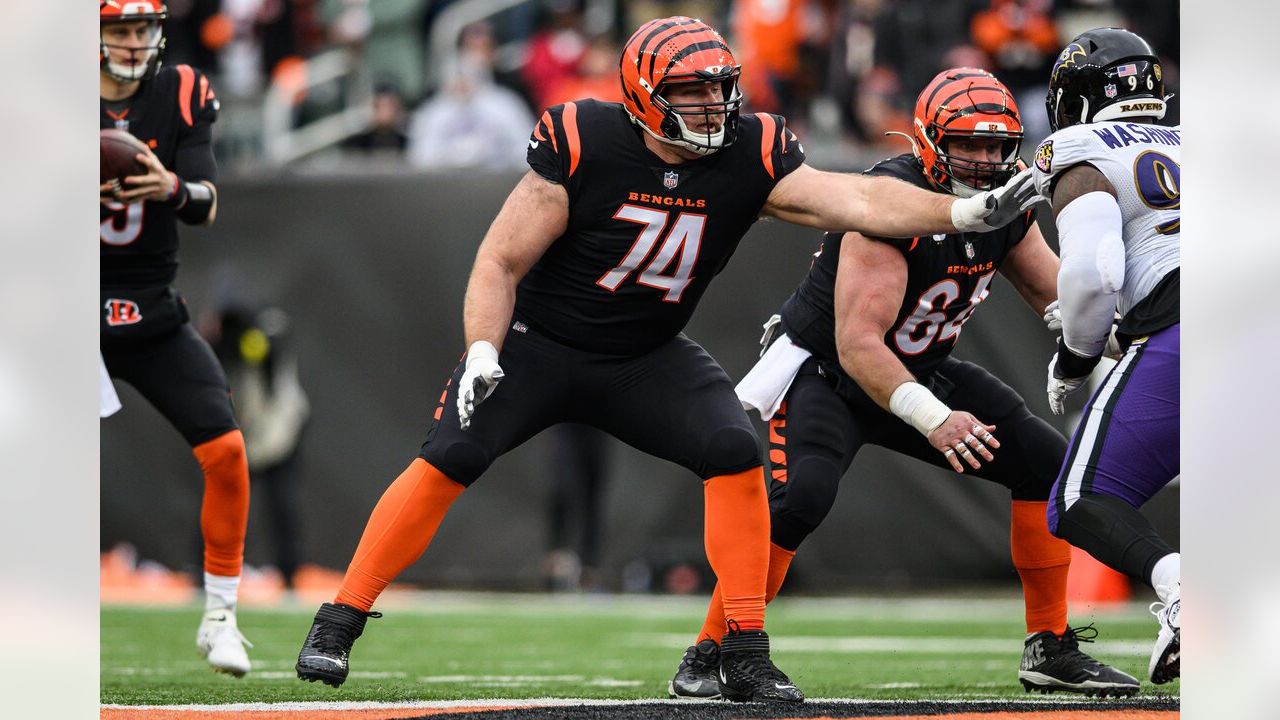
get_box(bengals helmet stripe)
[620,16,743,155]
[907,67,1024,198]
[661,40,732,77]
[634,19,701,75]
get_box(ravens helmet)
[1046,27,1166,132]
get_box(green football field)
[101,592,1179,706]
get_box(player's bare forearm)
[764,166,956,238]
[1000,222,1059,314]
[462,256,519,352]
[839,335,914,411]
[833,232,913,410]
[462,171,568,351]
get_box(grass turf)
[101,592,1179,706]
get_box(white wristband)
[889,382,952,436]
[949,194,989,233]
[465,340,499,368]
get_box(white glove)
[457,340,504,430]
[758,313,782,358]
[1046,354,1089,416]
[951,168,1044,233]
[1042,300,1124,360]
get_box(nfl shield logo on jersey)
[1104,83,1118,99]
[663,171,679,189]
[965,241,975,261]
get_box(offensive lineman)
[669,68,1137,699]
[294,16,1037,703]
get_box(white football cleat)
[1148,585,1180,684]
[196,608,253,678]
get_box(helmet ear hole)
[659,113,682,139]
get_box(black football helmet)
[1046,27,1166,132]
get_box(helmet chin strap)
[668,112,726,155]
[949,179,983,199]
[631,111,726,156]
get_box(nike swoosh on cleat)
[301,655,345,668]
[775,683,797,690]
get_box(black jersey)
[781,154,1034,378]
[516,100,805,355]
[101,64,219,288]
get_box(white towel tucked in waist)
[734,333,812,421]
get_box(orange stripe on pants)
[192,429,250,577]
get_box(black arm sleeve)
[167,126,217,224]
[167,67,219,224]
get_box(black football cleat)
[668,639,721,699]
[295,602,381,688]
[717,627,804,703]
[1018,625,1140,698]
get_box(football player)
[1035,28,1181,685]
[99,1,251,676]
[294,17,1037,703]
[668,67,1138,700]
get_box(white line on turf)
[629,632,1155,656]
[101,696,1179,711]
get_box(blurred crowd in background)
[159,0,1178,173]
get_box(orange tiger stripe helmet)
[100,0,168,82]
[910,67,1023,198]
[620,16,744,155]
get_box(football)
[100,128,149,184]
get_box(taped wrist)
[949,191,1000,233]
[889,382,951,436]
[465,340,499,368]
[166,180,215,223]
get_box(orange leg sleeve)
[702,468,770,633]
[334,459,465,612]
[697,542,796,643]
[1011,500,1072,635]
[192,429,251,577]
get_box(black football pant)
[419,322,761,485]
[768,356,1066,550]
[102,322,238,446]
